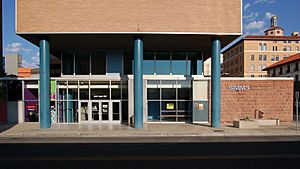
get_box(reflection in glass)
[80,102,89,121]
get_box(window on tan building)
[259,55,262,61]
[251,75,255,78]
[283,46,287,51]
[287,46,291,51]
[263,55,267,61]
[263,43,267,51]
[276,55,280,61]
[250,64,255,72]
[271,55,275,62]
[259,43,263,51]
[251,54,255,61]
[296,46,299,51]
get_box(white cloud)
[5,42,33,55]
[244,3,251,11]
[253,0,276,5]
[243,12,259,21]
[4,42,22,53]
[4,42,39,68]
[265,12,275,19]
[245,21,265,30]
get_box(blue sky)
[2,0,300,68]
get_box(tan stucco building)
[222,16,300,77]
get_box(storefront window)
[90,81,109,100]
[147,80,160,100]
[58,81,67,100]
[111,81,121,100]
[161,101,176,121]
[161,81,176,100]
[68,81,78,100]
[147,80,192,122]
[148,101,160,121]
[79,81,89,100]
[177,81,192,100]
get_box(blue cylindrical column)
[211,37,221,128]
[134,36,143,128]
[39,39,51,128]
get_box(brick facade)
[16,0,241,34]
[208,79,294,122]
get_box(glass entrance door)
[79,101,89,122]
[91,102,100,121]
[100,101,110,122]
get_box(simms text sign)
[228,85,250,91]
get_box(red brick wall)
[208,79,294,122]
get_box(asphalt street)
[0,136,300,169]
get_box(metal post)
[134,36,143,128]
[211,37,221,128]
[39,38,51,128]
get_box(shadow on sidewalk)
[0,123,16,133]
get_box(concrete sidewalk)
[1,122,300,138]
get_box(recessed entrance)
[79,101,121,123]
